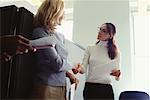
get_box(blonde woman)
[31,0,78,99]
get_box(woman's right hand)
[110,69,121,77]
[72,63,84,74]
[110,69,121,81]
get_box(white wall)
[0,0,38,14]
[73,0,132,100]
[65,40,86,100]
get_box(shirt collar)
[97,40,108,47]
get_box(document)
[30,36,57,49]
[92,61,119,79]
[69,83,76,100]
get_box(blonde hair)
[33,0,64,32]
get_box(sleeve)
[117,51,121,70]
[55,43,73,71]
[32,28,72,72]
[112,50,121,70]
[53,33,73,71]
[114,51,121,80]
[32,28,48,39]
[82,46,90,72]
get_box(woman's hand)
[1,35,35,55]
[66,72,79,90]
[110,69,121,80]
[69,75,79,90]
[1,52,12,62]
[1,35,36,62]
[72,63,84,74]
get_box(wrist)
[79,66,84,74]
[66,71,72,77]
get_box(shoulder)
[85,45,95,52]
[54,31,64,38]
[33,27,46,34]
[32,27,49,39]
[53,31,65,42]
[56,31,64,37]
[115,48,121,60]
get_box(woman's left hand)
[110,69,121,77]
[69,75,79,90]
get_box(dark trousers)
[83,82,114,100]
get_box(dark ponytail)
[106,23,117,60]
[107,38,117,59]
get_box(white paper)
[30,36,57,49]
[90,60,119,81]
[69,83,75,100]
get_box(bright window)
[56,8,74,41]
[130,0,150,94]
[132,15,150,94]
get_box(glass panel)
[132,15,150,94]
[133,16,149,56]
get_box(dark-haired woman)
[72,23,121,100]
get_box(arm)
[110,51,121,80]
[32,28,72,72]
[72,46,90,74]
[66,71,79,90]
[0,35,34,62]
[54,34,73,71]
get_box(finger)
[17,40,34,52]
[73,65,80,71]
[16,46,28,54]
[75,79,79,90]
[25,49,29,53]
[117,71,121,77]
[77,63,81,68]
[76,79,79,84]
[110,71,120,77]
[33,48,37,52]
[110,72,116,76]
[72,69,78,74]
[18,37,35,52]
[73,64,78,69]
[4,57,9,62]
[78,63,81,67]
[18,39,30,48]
[3,52,12,62]
[110,72,113,75]
[17,35,30,44]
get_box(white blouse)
[82,41,121,84]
